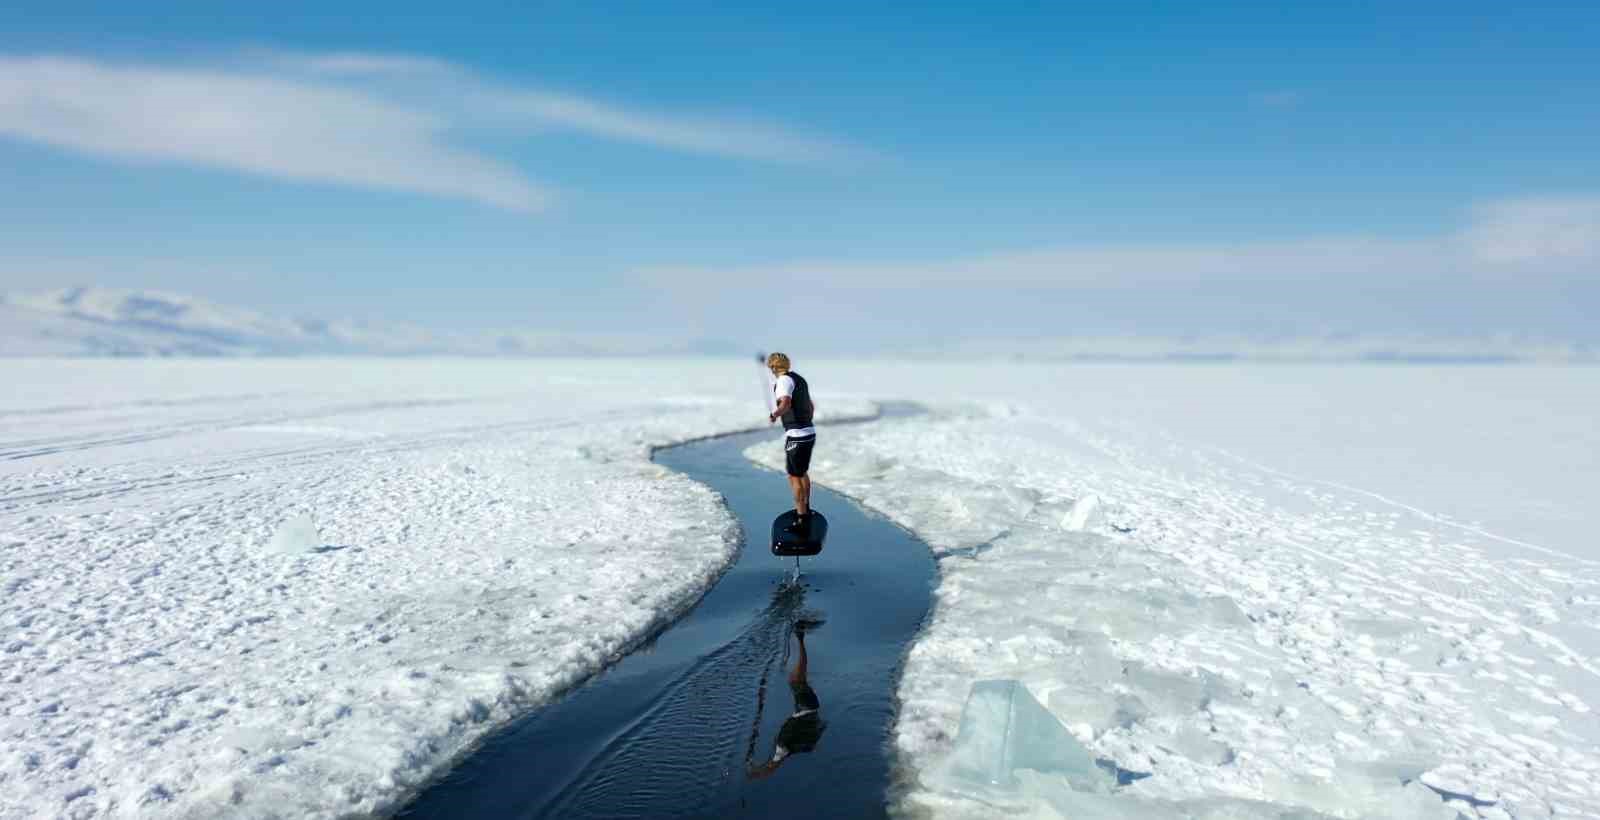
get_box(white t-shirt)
[773,374,816,438]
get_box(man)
[765,352,815,531]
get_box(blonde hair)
[766,352,791,373]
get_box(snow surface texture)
[0,358,872,819]
[748,363,1600,819]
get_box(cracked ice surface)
[0,358,872,819]
[749,363,1600,819]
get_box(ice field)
[3,358,1597,818]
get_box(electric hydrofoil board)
[771,510,828,557]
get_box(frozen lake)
[2,358,1595,818]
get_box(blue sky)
[1,2,1596,348]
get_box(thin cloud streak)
[1465,195,1600,264]
[269,49,864,165]
[264,51,462,78]
[487,90,860,165]
[0,51,859,210]
[634,194,1600,291]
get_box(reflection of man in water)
[748,620,826,779]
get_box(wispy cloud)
[0,55,548,211]
[633,194,1600,291]
[486,90,856,165]
[266,49,861,165]
[261,51,462,78]
[1463,195,1600,264]
[0,51,857,211]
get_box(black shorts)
[778,683,825,754]
[784,435,815,477]
[790,681,821,712]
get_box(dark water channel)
[400,409,936,819]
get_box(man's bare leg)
[790,629,808,685]
[789,476,810,517]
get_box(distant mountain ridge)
[0,288,737,357]
[905,334,1596,365]
[2,287,463,356]
[1,286,1591,361]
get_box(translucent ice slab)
[946,679,1115,794]
[267,513,320,554]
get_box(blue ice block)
[947,679,1114,793]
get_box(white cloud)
[633,237,1439,292]
[0,51,857,211]
[0,56,548,211]
[1463,195,1600,265]
[633,194,1600,291]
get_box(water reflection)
[747,593,828,781]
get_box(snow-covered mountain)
[2,287,389,356]
[0,288,735,357]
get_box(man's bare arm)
[770,395,792,423]
[747,758,784,780]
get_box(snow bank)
[0,358,871,819]
[747,366,1600,819]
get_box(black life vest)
[778,371,814,430]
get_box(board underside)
[771,510,828,556]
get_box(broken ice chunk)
[1166,726,1235,765]
[1062,494,1103,531]
[947,679,1115,793]
[1048,686,1149,734]
[1261,759,1453,820]
[1122,662,1233,713]
[267,514,321,554]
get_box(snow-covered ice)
[0,358,870,819]
[748,362,1600,819]
[7,357,1597,819]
